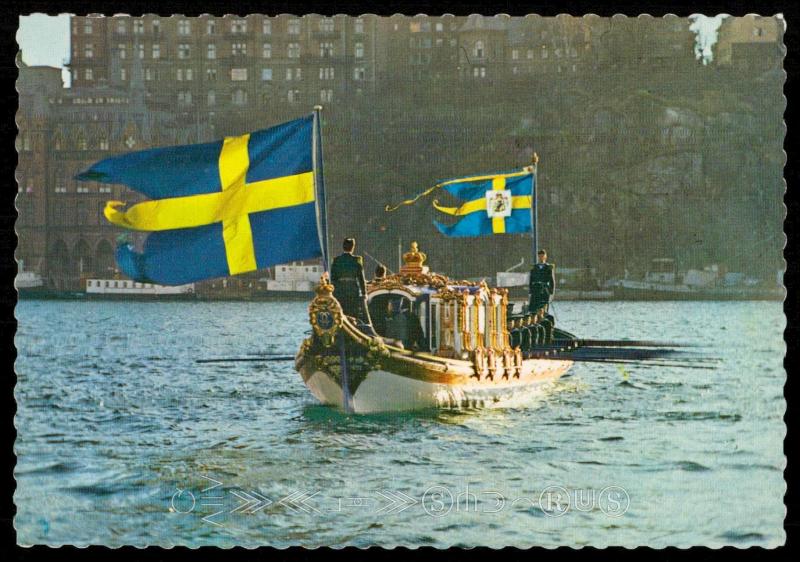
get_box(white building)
[266,262,323,292]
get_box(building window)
[152,19,160,34]
[319,67,334,80]
[206,19,216,35]
[473,66,486,78]
[288,42,300,58]
[133,19,144,34]
[205,44,215,59]
[232,42,247,56]
[286,67,301,80]
[527,48,534,59]
[179,44,192,59]
[231,68,248,81]
[85,68,93,80]
[116,19,126,34]
[319,18,334,32]
[288,19,300,34]
[353,67,365,80]
[117,44,127,59]
[232,89,248,105]
[177,91,192,105]
[320,89,333,102]
[207,91,216,106]
[261,68,272,80]
[144,68,153,80]
[85,44,94,58]
[77,184,89,193]
[354,18,364,33]
[320,42,334,57]
[84,20,93,34]
[186,69,193,80]
[152,43,160,58]
[262,19,272,34]
[541,46,548,59]
[512,49,519,60]
[436,22,444,31]
[355,42,364,58]
[262,43,271,58]
[178,19,191,35]
[231,19,247,33]
[287,89,300,103]
[120,68,127,81]
[474,41,484,59]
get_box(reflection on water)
[14,300,785,547]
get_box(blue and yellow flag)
[432,169,534,237]
[76,116,323,285]
[386,169,534,238]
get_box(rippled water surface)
[14,300,785,547]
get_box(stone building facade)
[16,15,784,290]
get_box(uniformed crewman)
[331,237,372,326]
[509,319,522,349]
[529,249,555,314]
[519,316,533,352]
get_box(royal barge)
[296,242,577,413]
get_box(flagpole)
[531,152,539,263]
[312,105,330,273]
[314,105,352,414]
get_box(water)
[14,300,786,547]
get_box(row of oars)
[196,339,718,370]
[530,339,720,370]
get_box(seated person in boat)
[541,312,555,343]
[331,237,372,326]
[369,293,392,337]
[509,319,522,349]
[384,301,427,351]
[529,249,555,314]
[372,264,387,283]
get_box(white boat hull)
[299,359,573,414]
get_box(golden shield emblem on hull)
[309,279,343,346]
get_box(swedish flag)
[432,169,534,237]
[76,115,324,285]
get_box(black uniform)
[331,252,371,325]
[509,325,522,349]
[529,262,555,313]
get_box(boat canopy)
[366,242,510,358]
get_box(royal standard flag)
[432,169,534,237]
[76,116,323,285]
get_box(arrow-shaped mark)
[375,490,418,515]
[278,490,320,514]
[230,490,273,514]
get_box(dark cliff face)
[318,26,784,282]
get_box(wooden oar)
[196,356,295,364]
[570,339,699,348]
[557,357,719,370]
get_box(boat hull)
[297,358,573,413]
